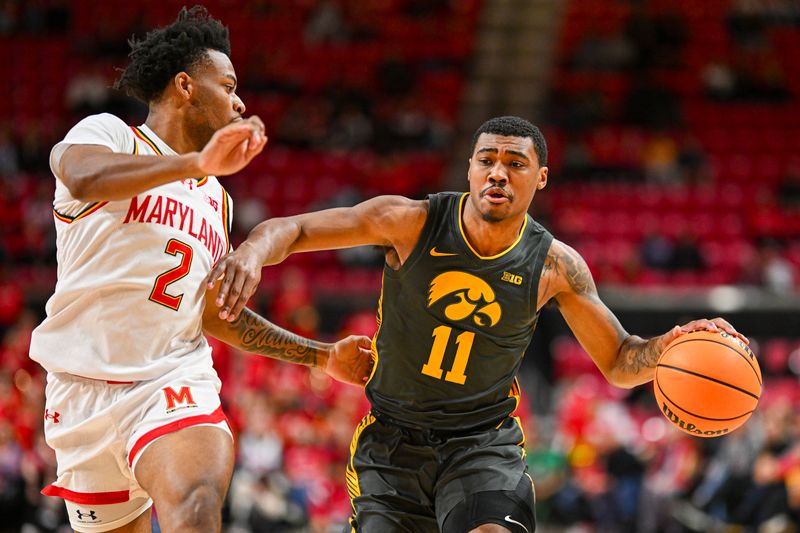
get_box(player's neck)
[461,204,525,257]
[144,112,197,154]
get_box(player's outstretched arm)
[545,240,748,388]
[202,286,373,386]
[207,195,427,321]
[58,117,266,202]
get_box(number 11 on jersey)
[421,325,475,385]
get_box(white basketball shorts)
[41,357,233,532]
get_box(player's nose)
[233,94,245,115]
[488,163,508,183]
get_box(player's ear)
[536,166,548,190]
[173,72,193,100]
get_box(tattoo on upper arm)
[545,244,596,297]
[228,309,318,366]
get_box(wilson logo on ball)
[661,403,729,436]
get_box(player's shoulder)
[547,238,581,260]
[543,238,596,297]
[73,112,130,130]
[361,195,428,217]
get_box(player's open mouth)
[483,188,510,204]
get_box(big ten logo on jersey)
[427,271,502,327]
[163,386,198,413]
[501,271,523,285]
[181,179,219,211]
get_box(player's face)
[186,49,246,147]
[467,133,548,223]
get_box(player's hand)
[324,335,374,387]
[207,241,264,321]
[196,116,267,176]
[656,317,749,353]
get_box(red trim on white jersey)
[41,485,130,505]
[127,406,229,466]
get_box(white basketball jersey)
[30,113,233,381]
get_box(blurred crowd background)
[0,0,798,531]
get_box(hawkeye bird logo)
[428,271,502,327]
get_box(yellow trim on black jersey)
[364,273,385,388]
[457,192,528,260]
[346,413,376,509]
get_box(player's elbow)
[61,171,102,202]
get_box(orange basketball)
[654,330,762,438]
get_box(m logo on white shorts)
[163,386,197,413]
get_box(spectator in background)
[669,232,706,272]
[64,65,110,116]
[677,136,709,184]
[777,165,800,211]
[0,127,19,178]
[624,76,681,129]
[760,241,796,293]
[641,133,680,184]
[304,0,349,45]
[0,418,25,533]
[569,30,635,71]
[640,231,674,271]
[702,60,738,101]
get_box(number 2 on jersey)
[421,325,475,385]
[149,239,193,311]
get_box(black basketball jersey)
[366,192,554,431]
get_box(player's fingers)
[356,335,372,349]
[206,259,226,290]
[215,124,251,143]
[681,319,719,333]
[229,275,259,321]
[246,115,266,133]
[221,272,247,322]
[215,268,236,311]
[246,134,267,158]
[710,317,750,344]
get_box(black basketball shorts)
[345,413,536,533]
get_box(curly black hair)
[115,5,231,103]
[470,116,548,167]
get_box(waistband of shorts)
[370,409,504,439]
[49,372,137,386]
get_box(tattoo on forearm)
[618,336,661,375]
[229,310,319,366]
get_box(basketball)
[654,330,762,438]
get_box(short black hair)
[470,116,548,166]
[115,5,231,103]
